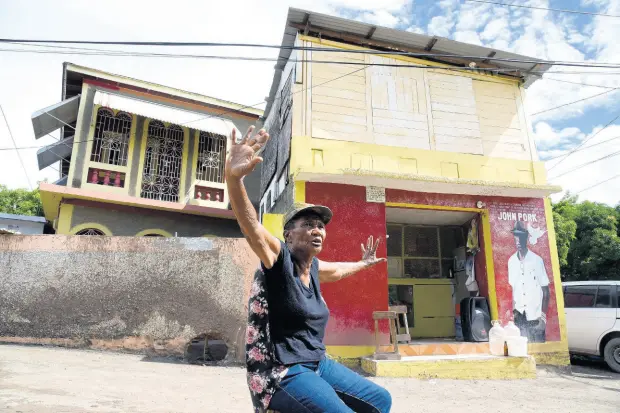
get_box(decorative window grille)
[90,108,131,166]
[75,228,105,235]
[140,121,184,203]
[196,132,226,183]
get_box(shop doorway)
[386,207,482,339]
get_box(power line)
[548,112,620,171]
[543,135,620,161]
[0,48,521,72]
[0,105,33,190]
[4,39,620,69]
[549,149,620,180]
[7,46,620,77]
[574,173,620,195]
[462,0,620,18]
[543,77,617,89]
[531,88,619,116]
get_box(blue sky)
[1,0,619,205]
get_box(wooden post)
[374,319,380,355]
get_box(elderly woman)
[226,126,392,413]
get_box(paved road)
[1,345,619,413]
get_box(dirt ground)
[1,345,619,413]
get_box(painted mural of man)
[508,221,550,343]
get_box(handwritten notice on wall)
[366,186,386,203]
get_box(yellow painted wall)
[291,135,548,186]
[263,213,284,241]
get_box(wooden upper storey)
[293,36,538,162]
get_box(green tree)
[0,185,43,217]
[553,194,620,281]
[552,210,576,268]
[551,194,578,270]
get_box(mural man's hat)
[511,220,529,235]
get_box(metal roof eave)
[37,136,74,170]
[62,62,264,118]
[93,91,240,137]
[264,7,550,118]
[31,94,81,139]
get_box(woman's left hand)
[361,236,387,266]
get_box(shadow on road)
[537,356,620,393]
[139,355,244,370]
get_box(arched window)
[91,108,132,166]
[75,228,105,235]
[141,121,184,202]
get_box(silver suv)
[563,281,620,372]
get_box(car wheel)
[603,337,620,373]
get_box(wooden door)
[411,283,455,338]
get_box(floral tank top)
[245,268,288,412]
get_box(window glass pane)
[564,286,597,308]
[617,286,620,309]
[404,258,441,278]
[388,257,403,278]
[387,225,402,257]
[595,286,612,308]
[404,226,438,257]
[440,227,463,258]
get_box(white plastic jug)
[488,320,505,356]
[504,321,521,338]
[507,336,528,357]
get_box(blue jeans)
[268,357,392,412]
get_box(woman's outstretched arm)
[225,126,281,269]
[318,236,386,283]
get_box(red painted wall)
[305,183,389,345]
[388,189,561,342]
[305,183,561,345]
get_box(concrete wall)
[0,235,259,360]
[0,219,45,235]
[65,199,243,238]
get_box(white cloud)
[329,0,407,11]
[437,0,459,9]
[544,122,620,206]
[358,9,400,27]
[454,30,483,46]
[533,122,585,150]
[480,18,510,43]
[454,3,492,31]
[406,26,425,34]
[428,15,455,38]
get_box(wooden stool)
[372,311,401,360]
[389,305,411,344]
